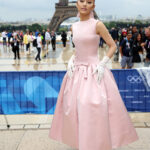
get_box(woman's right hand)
[67,55,75,78]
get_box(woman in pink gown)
[49,0,139,150]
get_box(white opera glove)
[67,55,75,78]
[93,56,110,84]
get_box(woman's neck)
[80,14,90,21]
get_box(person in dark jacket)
[132,26,138,42]
[51,31,56,51]
[142,26,150,66]
[42,30,46,50]
[120,31,133,69]
[119,29,127,46]
[132,33,143,63]
[61,31,67,47]
[12,34,20,60]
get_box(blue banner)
[0,69,150,114]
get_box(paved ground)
[0,42,123,71]
[0,128,150,150]
[0,113,150,150]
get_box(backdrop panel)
[0,69,150,114]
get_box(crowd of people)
[108,26,150,68]
[0,29,68,61]
[0,26,150,68]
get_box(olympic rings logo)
[127,75,143,84]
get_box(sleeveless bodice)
[72,18,100,63]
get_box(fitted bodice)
[72,18,100,63]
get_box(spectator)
[132,26,138,41]
[139,27,146,42]
[71,33,75,48]
[2,30,7,48]
[51,31,56,51]
[7,31,12,49]
[110,27,119,62]
[29,31,34,53]
[12,30,17,37]
[119,29,127,46]
[45,29,51,50]
[23,31,30,54]
[120,31,133,69]
[35,30,39,38]
[99,37,104,48]
[132,33,144,67]
[35,33,42,61]
[110,27,119,41]
[42,30,46,50]
[19,31,24,50]
[142,26,150,67]
[12,34,20,60]
[61,31,67,47]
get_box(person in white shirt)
[35,33,42,61]
[45,29,51,50]
[12,30,17,37]
[28,31,34,53]
[2,30,7,47]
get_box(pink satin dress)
[49,18,139,150]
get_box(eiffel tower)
[49,0,98,31]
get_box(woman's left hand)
[93,56,110,84]
[93,63,105,84]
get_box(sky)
[0,0,150,21]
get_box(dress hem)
[49,132,139,150]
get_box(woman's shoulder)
[94,18,103,26]
[71,21,79,32]
[72,21,79,26]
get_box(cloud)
[0,0,149,21]
[0,0,58,21]
[95,0,150,17]
[0,0,52,10]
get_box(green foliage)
[103,20,150,29]
[134,20,142,25]
[28,23,42,31]
[0,25,27,32]
[0,23,48,32]
[58,27,68,32]
[0,20,149,33]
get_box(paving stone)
[0,125,8,130]
[9,124,24,129]
[39,124,51,129]
[24,124,39,129]
[133,122,146,127]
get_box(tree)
[28,23,42,32]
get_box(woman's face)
[137,34,141,41]
[76,0,95,16]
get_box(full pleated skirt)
[49,61,139,150]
